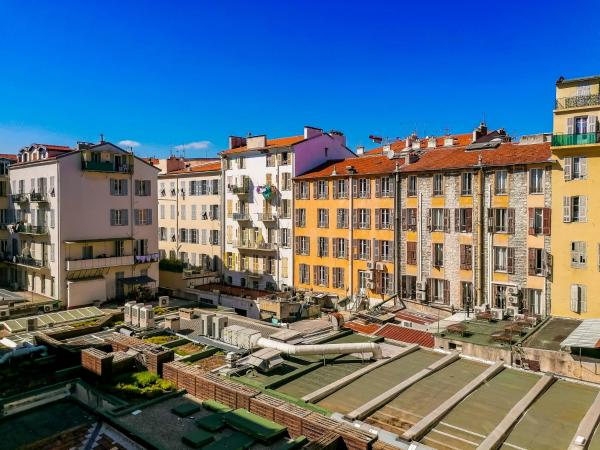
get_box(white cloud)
[174,140,212,151]
[118,139,141,148]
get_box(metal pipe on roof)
[255,337,383,359]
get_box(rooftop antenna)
[100,133,105,143]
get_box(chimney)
[166,156,186,173]
[304,126,323,139]
[473,122,488,142]
[228,136,246,150]
[356,146,364,155]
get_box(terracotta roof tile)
[168,161,221,174]
[0,153,17,161]
[375,324,435,348]
[394,310,438,326]
[401,141,551,173]
[221,135,304,156]
[295,154,402,179]
[343,321,382,335]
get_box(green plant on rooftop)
[159,258,184,273]
[110,371,175,399]
[173,342,205,356]
[143,335,177,345]
[70,319,99,328]
[127,285,154,303]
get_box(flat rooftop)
[524,317,582,351]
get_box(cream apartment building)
[158,157,221,272]
[6,142,159,308]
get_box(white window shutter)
[582,286,587,313]
[564,157,572,181]
[571,285,578,312]
[563,196,572,223]
[567,117,574,135]
[580,196,587,222]
[580,157,588,178]
[588,115,597,133]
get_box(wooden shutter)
[332,239,338,258]
[313,265,318,285]
[571,285,579,313]
[312,181,317,199]
[507,208,515,234]
[588,115,597,133]
[352,209,358,228]
[366,179,371,198]
[352,239,358,259]
[528,248,536,276]
[528,208,535,235]
[332,179,337,198]
[567,117,574,135]
[366,240,371,260]
[443,280,450,304]
[580,196,587,222]
[375,178,381,197]
[444,209,450,232]
[352,179,358,198]
[374,239,380,261]
[294,236,299,255]
[543,208,551,235]
[110,209,116,226]
[374,209,380,229]
[332,267,338,288]
[507,247,515,274]
[564,157,572,181]
[465,208,472,233]
[454,208,460,232]
[460,245,465,268]
[487,209,494,233]
[366,209,371,229]
[427,209,432,231]
[563,196,572,223]
[580,157,588,178]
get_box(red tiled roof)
[220,135,304,156]
[401,141,551,173]
[366,133,473,155]
[144,157,160,165]
[375,324,435,348]
[35,143,73,151]
[394,310,438,326]
[168,161,221,174]
[0,154,17,161]
[295,154,402,180]
[343,321,382,335]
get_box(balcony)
[229,185,250,195]
[233,240,277,251]
[81,160,133,173]
[555,94,600,110]
[11,255,48,269]
[258,212,276,222]
[30,192,49,202]
[16,223,49,235]
[66,255,135,271]
[233,212,251,221]
[10,193,28,203]
[134,253,160,264]
[244,269,264,279]
[552,132,600,147]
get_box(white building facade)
[221,126,354,291]
[7,142,159,308]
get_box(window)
[110,179,128,196]
[280,152,290,165]
[433,174,444,196]
[407,176,417,197]
[376,208,393,229]
[379,272,393,295]
[299,264,310,284]
[358,270,370,290]
[316,180,328,199]
[266,154,276,167]
[170,205,176,220]
[461,282,473,309]
[455,208,473,233]
[110,209,128,226]
[190,229,198,243]
[180,205,186,220]
[493,284,508,309]
[332,267,345,289]
[357,178,370,198]
[378,240,393,262]
[495,170,507,194]
[461,172,473,195]
[134,209,153,225]
[428,278,449,304]
[317,209,329,228]
[337,209,349,228]
[529,208,551,235]
[570,284,587,314]
[295,209,306,227]
[237,157,245,169]
[355,239,370,260]
[356,209,370,229]
[333,179,348,199]
[564,156,587,181]
[529,248,545,276]
[296,236,310,255]
[488,208,515,233]
[460,245,472,270]
[494,247,514,273]
[377,177,393,197]
[432,243,444,268]
[296,182,310,199]
[571,241,587,267]
[159,227,167,241]
[314,266,328,286]
[428,208,448,232]
[525,289,542,315]
[281,199,291,218]
[401,208,417,231]
[406,241,417,265]
[575,116,588,134]
[82,245,93,260]
[134,239,149,256]
[401,275,417,299]
[280,229,290,248]
[135,180,152,196]
[209,230,219,245]
[332,238,347,259]
[281,173,292,191]
[529,168,544,194]
[563,196,587,222]
[318,237,328,257]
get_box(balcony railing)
[233,212,251,221]
[552,132,600,147]
[244,269,264,278]
[81,160,132,173]
[16,223,49,235]
[30,192,49,202]
[12,255,48,268]
[258,213,276,222]
[10,193,28,203]
[233,240,277,251]
[555,94,600,110]
[66,255,134,271]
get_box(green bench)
[201,431,254,450]
[171,402,201,417]
[181,429,214,448]
[223,408,288,443]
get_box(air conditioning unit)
[375,262,385,271]
[506,306,519,317]
[366,282,374,289]
[506,286,519,296]
[0,305,9,318]
[508,295,519,306]
[490,308,504,321]
[365,272,373,281]
[366,262,375,270]
[474,305,487,314]
[416,281,426,291]
[43,304,52,312]
[416,291,427,302]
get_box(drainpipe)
[175,177,180,260]
[220,158,226,278]
[348,173,354,309]
[417,192,423,283]
[394,164,402,302]
[476,165,485,307]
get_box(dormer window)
[444,138,454,147]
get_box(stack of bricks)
[273,402,312,438]
[104,333,174,375]
[301,413,376,450]
[144,347,175,376]
[303,431,342,450]
[162,361,186,386]
[81,348,113,377]
[249,393,285,420]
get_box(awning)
[117,275,156,286]
[560,319,600,349]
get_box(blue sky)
[1,0,599,157]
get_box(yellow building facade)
[551,75,600,317]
